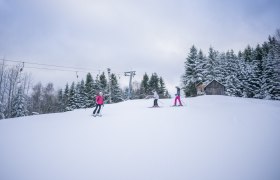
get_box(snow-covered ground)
[1,95,280,180]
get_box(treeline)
[131,73,171,99]
[182,30,280,100]
[0,66,169,119]
[0,71,124,119]
[57,72,123,112]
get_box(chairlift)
[20,62,24,72]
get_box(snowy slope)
[0,96,280,180]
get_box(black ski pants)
[154,99,158,107]
[93,104,102,114]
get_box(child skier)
[153,90,159,107]
[174,86,183,106]
[93,91,104,116]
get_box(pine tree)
[237,55,251,97]
[99,72,108,91]
[64,83,71,111]
[75,82,82,109]
[274,32,280,99]
[78,80,87,108]
[99,72,108,103]
[140,73,149,98]
[224,50,242,96]
[196,49,207,84]
[0,102,5,119]
[149,73,159,93]
[251,57,263,98]
[182,45,198,96]
[243,45,253,62]
[252,44,263,61]
[110,73,123,103]
[262,50,276,99]
[215,52,227,85]
[205,47,218,83]
[85,73,95,108]
[94,74,102,94]
[158,77,166,98]
[11,87,28,117]
[262,37,280,99]
[68,82,77,110]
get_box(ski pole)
[181,100,186,106]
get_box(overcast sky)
[1,0,280,93]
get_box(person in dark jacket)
[174,86,183,106]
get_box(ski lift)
[76,71,79,79]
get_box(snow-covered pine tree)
[243,45,254,62]
[262,36,280,100]
[75,82,82,109]
[215,52,228,85]
[140,73,149,98]
[238,45,263,98]
[110,73,123,103]
[68,82,77,110]
[99,72,108,90]
[262,49,276,99]
[11,86,28,117]
[99,72,109,103]
[63,83,71,111]
[149,73,159,93]
[78,80,87,108]
[158,77,167,98]
[252,44,264,62]
[196,49,207,84]
[0,101,5,119]
[85,73,95,108]
[250,46,264,99]
[274,31,280,99]
[205,47,219,83]
[182,45,198,97]
[93,74,102,94]
[225,50,242,96]
[237,53,251,97]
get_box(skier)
[174,86,183,106]
[93,91,104,117]
[153,90,159,107]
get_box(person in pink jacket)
[93,92,104,116]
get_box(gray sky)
[1,0,280,93]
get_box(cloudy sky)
[1,0,280,92]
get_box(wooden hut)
[204,80,225,95]
[196,82,206,95]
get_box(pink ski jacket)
[96,95,104,105]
